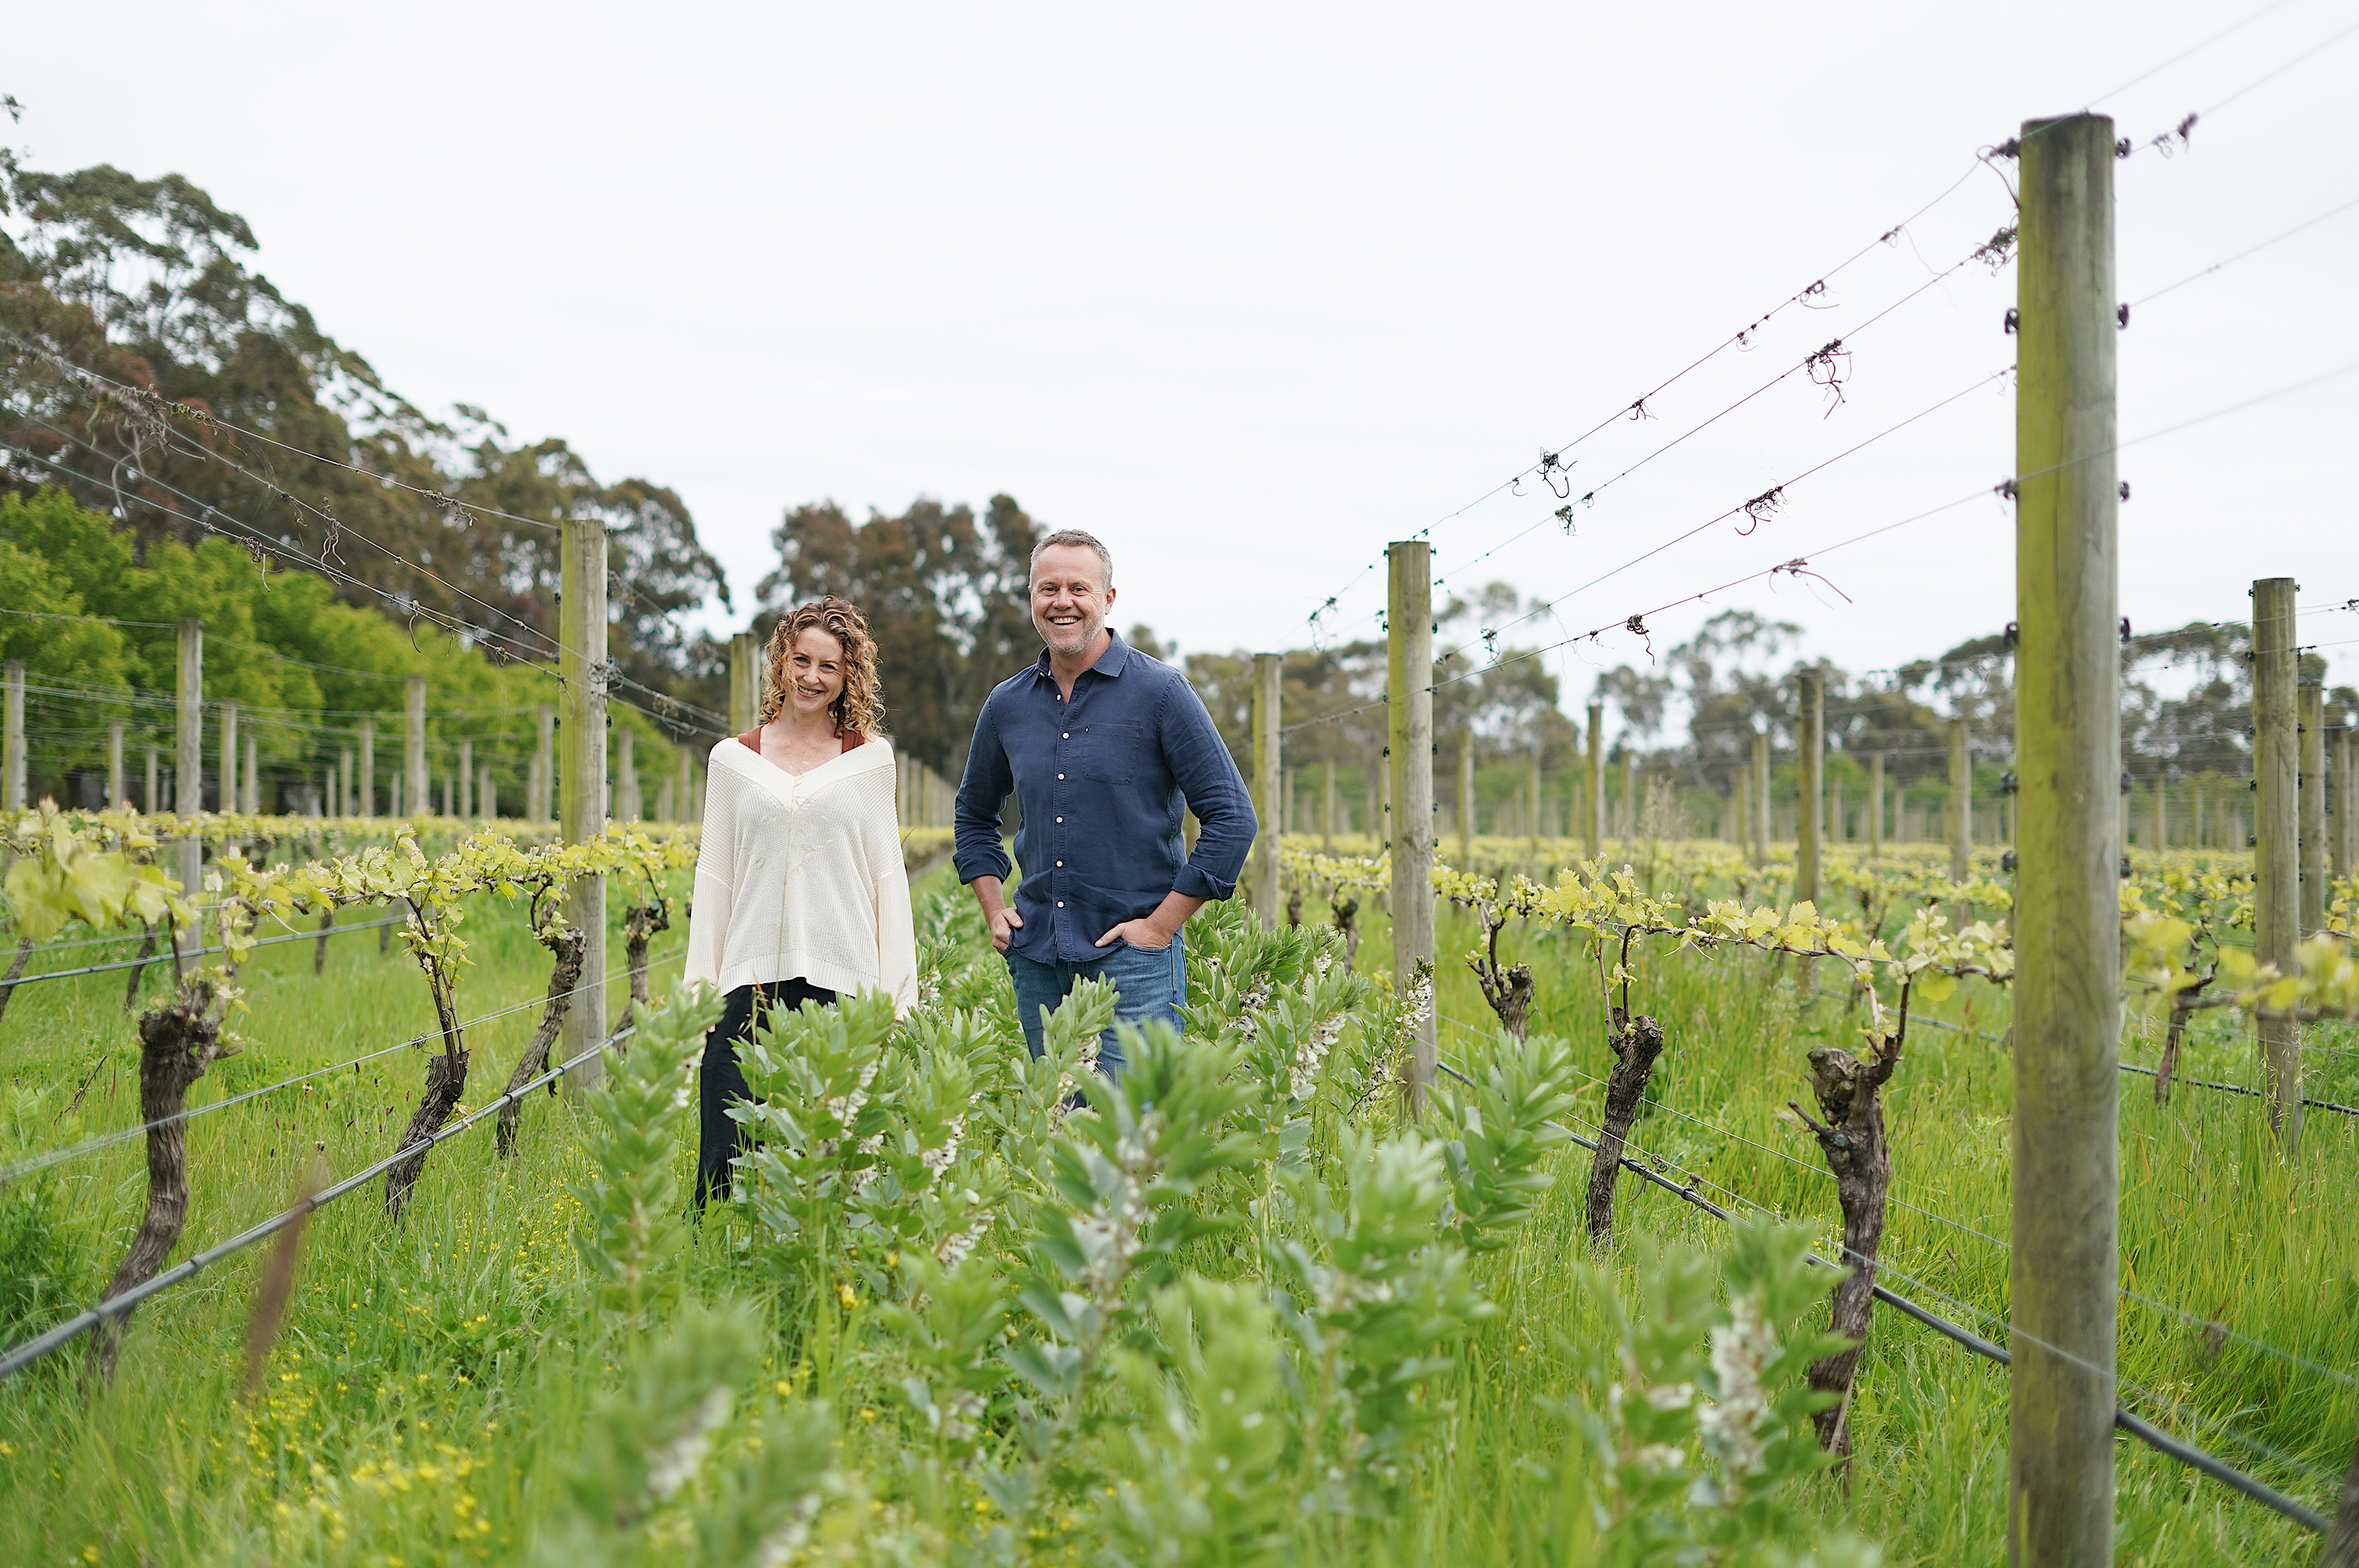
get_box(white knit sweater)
[684,734,918,1011]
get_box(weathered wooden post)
[1252,652,1281,927]
[533,705,554,823]
[1322,758,1336,853]
[2253,575,2301,1150]
[1751,729,1771,866]
[2,659,22,811]
[1621,751,1637,840]
[243,735,258,815]
[219,701,238,816]
[560,512,609,1091]
[1585,700,1605,856]
[357,719,375,818]
[107,720,125,810]
[1735,768,1750,857]
[2009,110,2121,1566]
[2300,679,2326,941]
[457,739,474,821]
[403,676,427,820]
[729,631,758,734]
[1387,542,1436,1112]
[2337,728,2356,880]
[175,619,202,898]
[1949,717,1972,884]
[618,728,641,824]
[1797,670,1823,906]
[1457,730,1475,866]
[1530,743,1545,856]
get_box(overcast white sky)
[15,0,2358,715]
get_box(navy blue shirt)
[953,631,1256,964]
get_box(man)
[952,528,1256,1072]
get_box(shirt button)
[1056,859,1063,866]
[1055,815,1063,823]
[1056,900,1064,908]
[1062,732,1070,739]
[1057,772,1066,780]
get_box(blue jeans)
[1006,933,1187,1076]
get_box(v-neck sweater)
[684,730,918,1011]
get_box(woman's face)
[785,626,847,720]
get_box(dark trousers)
[696,978,837,1207]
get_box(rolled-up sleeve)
[1159,683,1256,900]
[952,695,1016,886]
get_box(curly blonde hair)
[758,597,883,737]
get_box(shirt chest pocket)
[1070,721,1148,783]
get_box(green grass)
[1399,873,2359,1563]
[2,848,2354,1564]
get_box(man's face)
[1030,545,1115,658]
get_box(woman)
[684,595,917,1205]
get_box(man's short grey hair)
[1029,528,1113,588]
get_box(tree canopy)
[0,144,730,736]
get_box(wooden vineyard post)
[560,512,610,1091]
[1458,730,1474,867]
[1387,541,1436,1114]
[145,747,158,815]
[2008,111,2121,1566]
[1529,744,1544,858]
[1322,758,1336,853]
[1869,751,1885,856]
[219,702,238,816]
[618,728,640,825]
[480,764,496,822]
[1252,652,1281,927]
[2,659,21,811]
[174,619,202,901]
[533,706,554,824]
[357,720,375,818]
[1735,768,1750,858]
[1585,701,1605,856]
[2338,727,2356,881]
[403,677,427,821]
[2299,678,2325,940]
[728,633,752,732]
[243,735,258,814]
[1751,729,1771,867]
[2252,575,2301,1152]
[1949,716,1972,885]
[1621,752,1637,841]
[1797,668,1823,906]
[107,720,125,811]
[457,739,474,821]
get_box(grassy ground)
[2,843,2354,1564]
[1395,844,2359,1563]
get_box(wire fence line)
[0,947,686,1187]
[0,1023,634,1382]
[0,914,412,989]
[1426,1047,2339,1534]
[1438,1004,2359,1403]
